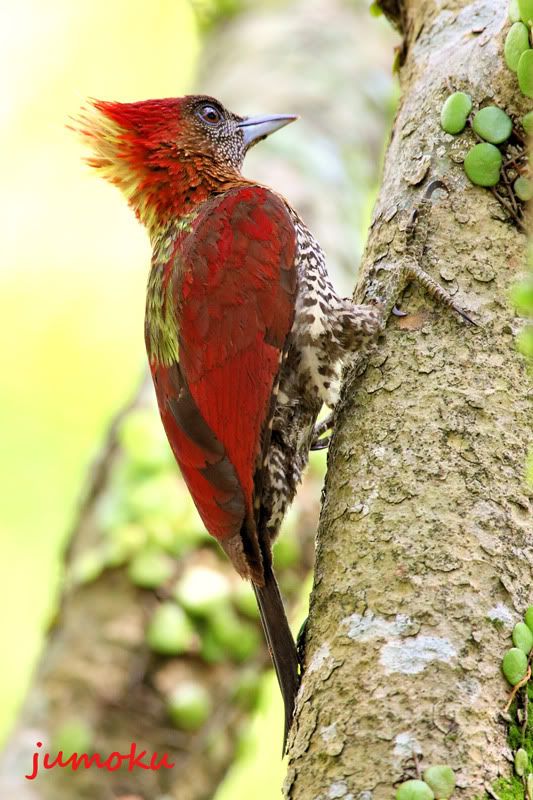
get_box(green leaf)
[146,602,195,655]
[173,566,231,616]
[518,0,533,25]
[511,278,533,312]
[514,748,529,777]
[128,548,174,589]
[472,106,513,144]
[52,720,93,759]
[512,621,533,653]
[167,682,212,730]
[525,605,533,631]
[505,22,531,72]
[514,176,533,200]
[440,92,472,134]
[396,781,435,800]
[510,0,521,21]
[517,327,533,358]
[464,143,502,186]
[501,647,528,685]
[422,766,456,799]
[518,49,533,97]
[522,110,533,134]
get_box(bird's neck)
[127,155,244,240]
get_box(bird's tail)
[253,564,300,753]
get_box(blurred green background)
[0,0,399,796]
[0,0,197,745]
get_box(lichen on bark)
[286,1,532,798]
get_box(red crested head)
[75,94,297,232]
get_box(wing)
[150,185,297,579]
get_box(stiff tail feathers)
[253,565,300,753]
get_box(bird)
[77,94,382,750]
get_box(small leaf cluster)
[502,607,533,686]
[396,765,456,800]
[439,1,531,219]
[441,94,528,194]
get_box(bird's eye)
[197,104,223,125]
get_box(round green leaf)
[396,780,435,800]
[423,766,456,800]
[513,621,533,652]
[167,682,212,731]
[525,605,533,632]
[208,606,261,661]
[514,176,533,200]
[515,748,529,777]
[510,0,521,21]
[522,110,533,134]
[146,602,195,655]
[472,106,513,144]
[174,566,231,616]
[52,720,93,759]
[518,49,533,97]
[511,278,533,312]
[464,143,502,186]
[502,647,528,685]
[440,91,472,134]
[128,548,174,589]
[518,0,533,24]
[505,23,531,72]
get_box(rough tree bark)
[0,2,396,799]
[286,1,532,799]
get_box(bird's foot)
[310,414,333,451]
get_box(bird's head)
[76,94,297,231]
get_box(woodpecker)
[78,95,382,749]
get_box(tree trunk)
[286,2,532,799]
[0,2,396,799]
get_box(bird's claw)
[310,436,330,451]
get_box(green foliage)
[502,648,529,685]
[514,748,529,777]
[440,91,472,134]
[512,622,533,654]
[512,261,533,363]
[518,50,533,97]
[173,566,232,616]
[422,766,455,799]
[472,106,513,144]
[167,682,212,730]
[51,719,93,758]
[207,605,261,662]
[191,0,247,30]
[505,23,530,72]
[518,0,533,25]
[127,547,175,588]
[493,775,528,800]
[522,111,533,134]
[511,0,522,22]
[464,143,502,187]
[146,601,195,655]
[396,780,435,800]
[514,177,533,201]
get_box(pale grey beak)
[238,113,298,149]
